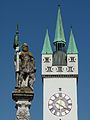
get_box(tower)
[42,3,78,120]
[12,25,36,120]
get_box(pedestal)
[12,87,34,120]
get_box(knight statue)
[13,25,36,89]
[19,43,36,88]
[12,25,36,120]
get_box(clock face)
[48,93,72,117]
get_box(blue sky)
[0,0,89,120]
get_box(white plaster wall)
[42,54,78,75]
[43,77,78,120]
[42,65,78,75]
[67,54,78,74]
[42,54,52,74]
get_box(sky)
[0,0,90,120]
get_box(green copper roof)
[42,29,53,54]
[67,29,78,54]
[54,6,66,44]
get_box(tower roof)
[54,5,66,44]
[42,29,53,54]
[67,29,78,54]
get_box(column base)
[12,87,34,102]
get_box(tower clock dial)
[48,93,72,117]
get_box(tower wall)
[67,54,78,74]
[42,3,78,120]
[43,77,78,120]
[42,54,52,75]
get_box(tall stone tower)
[42,4,78,120]
[12,25,36,120]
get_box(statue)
[19,43,36,88]
[13,25,36,89]
[12,25,35,120]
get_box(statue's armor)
[19,52,35,74]
[18,51,35,88]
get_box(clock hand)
[56,103,68,110]
[56,99,66,108]
[55,103,63,110]
[60,104,70,111]
[63,107,70,111]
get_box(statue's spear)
[13,24,20,87]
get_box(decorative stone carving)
[16,101,31,120]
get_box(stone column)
[12,87,34,120]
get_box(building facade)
[42,4,78,120]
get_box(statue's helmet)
[22,43,29,52]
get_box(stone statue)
[14,42,36,89]
[13,25,35,120]
[19,43,36,88]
